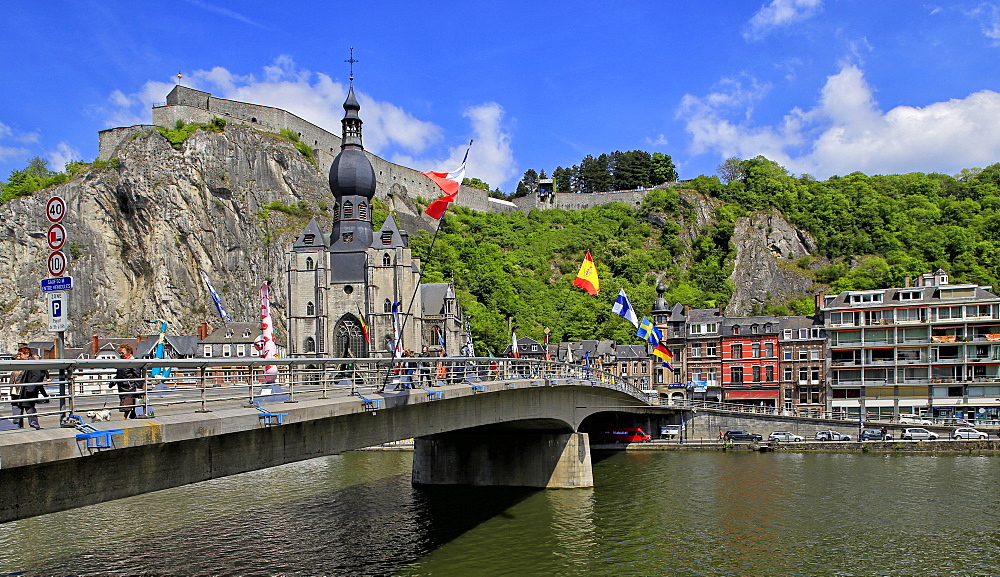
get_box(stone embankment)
[593,439,1000,453]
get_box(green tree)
[514,169,539,198]
[553,166,574,193]
[462,177,490,190]
[716,157,746,184]
[651,152,678,184]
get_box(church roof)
[421,283,454,315]
[292,218,329,250]
[372,215,407,249]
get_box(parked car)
[724,430,762,442]
[860,429,893,441]
[901,427,939,440]
[815,430,852,441]
[951,427,988,440]
[768,431,804,442]
[602,427,652,443]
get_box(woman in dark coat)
[111,344,142,419]
[11,347,49,429]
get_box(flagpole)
[378,214,448,393]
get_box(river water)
[2,449,998,576]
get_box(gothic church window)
[305,337,316,353]
[334,316,367,359]
[384,299,392,313]
[306,257,314,270]
[383,253,391,266]
[307,301,315,316]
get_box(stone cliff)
[0,125,394,350]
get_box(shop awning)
[724,390,779,400]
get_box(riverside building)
[820,269,1000,422]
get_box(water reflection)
[2,451,999,576]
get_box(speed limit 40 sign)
[46,196,66,223]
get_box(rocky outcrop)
[0,125,398,350]
[727,211,826,316]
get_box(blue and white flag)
[636,317,662,345]
[201,271,233,322]
[612,288,639,328]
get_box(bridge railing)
[0,357,650,425]
[671,398,858,422]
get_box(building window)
[306,257,314,270]
[731,366,744,384]
[343,201,354,219]
[223,344,231,357]
[751,324,759,334]
[732,325,740,335]
[766,343,774,357]
[383,253,391,266]
[784,367,793,381]
[381,231,393,245]
[303,234,315,246]
[359,202,368,220]
[621,363,628,375]
[237,344,246,357]
[752,343,760,358]
[753,366,761,382]
[784,329,793,339]
[307,301,315,316]
[798,349,809,360]
[305,337,316,353]
[690,344,702,357]
[641,362,648,374]
[766,366,774,382]
[243,329,252,338]
[384,299,392,313]
[799,367,809,381]
[706,343,717,356]
[810,348,820,360]
[203,345,212,358]
[784,350,793,360]
[732,344,743,358]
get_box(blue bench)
[353,392,383,410]
[417,384,443,400]
[471,383,485,393]
[250,401,288,426]
[67,417,124,449]
[504,381,517,389]
[76,429,125,449]
[529,379,541,387]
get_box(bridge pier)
[412,431,593,488]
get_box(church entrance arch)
[334,315,368,358]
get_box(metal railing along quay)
[0,357,652,429]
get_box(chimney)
[92,335,99,356]
[905,276,911,288]
[198,322,210,340]
[815,291,825,312]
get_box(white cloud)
[392,102,516,191]
[972,3,1000,43]
[646,134,670,146]
[47,142,81,172]
[677,64,1000,178]
[744,0,823,41]
[0,121,37,165]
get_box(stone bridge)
[0,357,664,523]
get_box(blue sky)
[2,0,1000,191]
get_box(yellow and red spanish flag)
[572,250,600,295]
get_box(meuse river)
[2,449,998,576]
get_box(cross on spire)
[345,47,359,81]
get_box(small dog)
[86,409,112,422]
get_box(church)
[284,82,465,358]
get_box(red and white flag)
[254,280,279,383]
[423,141,472,219]
[510,327,520,359]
